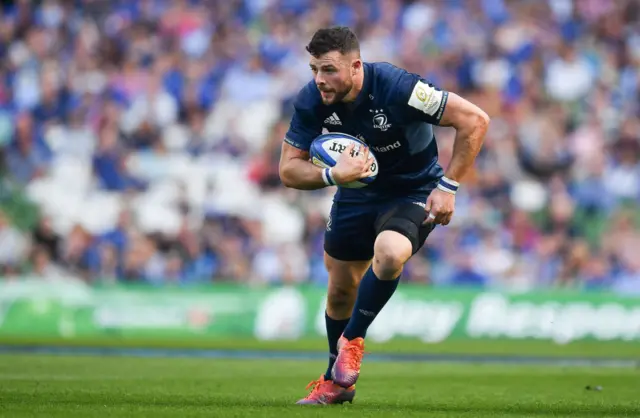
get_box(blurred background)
[0,0,639,349]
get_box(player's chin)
[320,90,336,104]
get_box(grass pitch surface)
[0,354,638,418]
[3,336,640,358]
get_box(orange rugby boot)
[296,375,355,405]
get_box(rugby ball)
[310,133,378,188]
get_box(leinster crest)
[370,109,392,131]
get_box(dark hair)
[306,26,360,57]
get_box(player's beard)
[320,80,353,105]
[320,89,341,105]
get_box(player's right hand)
[331,143,373,185]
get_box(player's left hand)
[423,189,455,226]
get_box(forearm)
[280,158,328,190]
[444,114,488,182]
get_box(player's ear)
[351,59,362,76]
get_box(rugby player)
[279,26,490,405]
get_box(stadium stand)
[0,0,639,293]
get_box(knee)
[373,231,412,278]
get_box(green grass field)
[3,336,640,359]
[0,354,638,417]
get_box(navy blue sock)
[342,267,400,340]
[324,312,350,380]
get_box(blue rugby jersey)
[284,62,448,202]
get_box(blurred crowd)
[0,0,639,293]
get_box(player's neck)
[341,69,365,103]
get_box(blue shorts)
[324,194,436,261]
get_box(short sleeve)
[395,72,449,125]
[284,100,322,151]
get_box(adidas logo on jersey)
[324,112,342,125]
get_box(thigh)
[324,201,377,261]
[374,198,436,255]
[324,252,371,289]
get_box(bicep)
[437,92,489,129]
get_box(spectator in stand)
[0,0,638,292]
